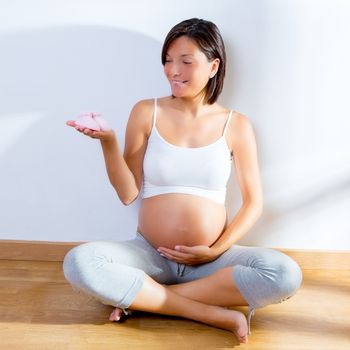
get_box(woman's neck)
[172,95,214,119]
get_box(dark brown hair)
[161,18,226,104]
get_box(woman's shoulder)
[131,98,155,111]
[128,97,166,134]
[131,96,170,111]
[221,106,254,151]
[231,110,251,126]
[228,110,254,140]
[228,111,258,156]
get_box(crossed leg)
[110,266,250,344]
[131,273,249,343]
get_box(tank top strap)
[153,98,157,128]
[222,110,233,137]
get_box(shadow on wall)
[0,25,169,242]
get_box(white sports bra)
[141,98,233,204]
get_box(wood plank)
[0,240,81,261]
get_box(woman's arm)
[67,100,151,206]
[99,135,139,205]
[100,100,151,205]
[211,113,263,254]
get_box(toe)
[109,310,121,321]
[235,331,248,344]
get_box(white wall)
[0,0,349,250]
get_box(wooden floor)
[0,260,349,350]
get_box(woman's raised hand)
[66,120,115,141]
[66,112,115,142]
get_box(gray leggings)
[63,231,303,334]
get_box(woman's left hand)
[157,245,220,265]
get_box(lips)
[172,80,188,84]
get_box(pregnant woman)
[63,18,302,344]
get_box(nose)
[165,61,180,78]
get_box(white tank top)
[141,98,233,204]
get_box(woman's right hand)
[66,120,116,142]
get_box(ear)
[209,58,220,78]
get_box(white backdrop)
[0,0,349,250]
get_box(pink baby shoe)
[92,112,112,131]
[75,112,112,131]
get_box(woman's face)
[164,36,219,99]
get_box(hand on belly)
[157,243,220,265]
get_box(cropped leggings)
[63,231,303,334]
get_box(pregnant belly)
[137,194,227,249]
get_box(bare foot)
[109,307,133,322]
[231,310,249,344]
[213,308,249,344]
